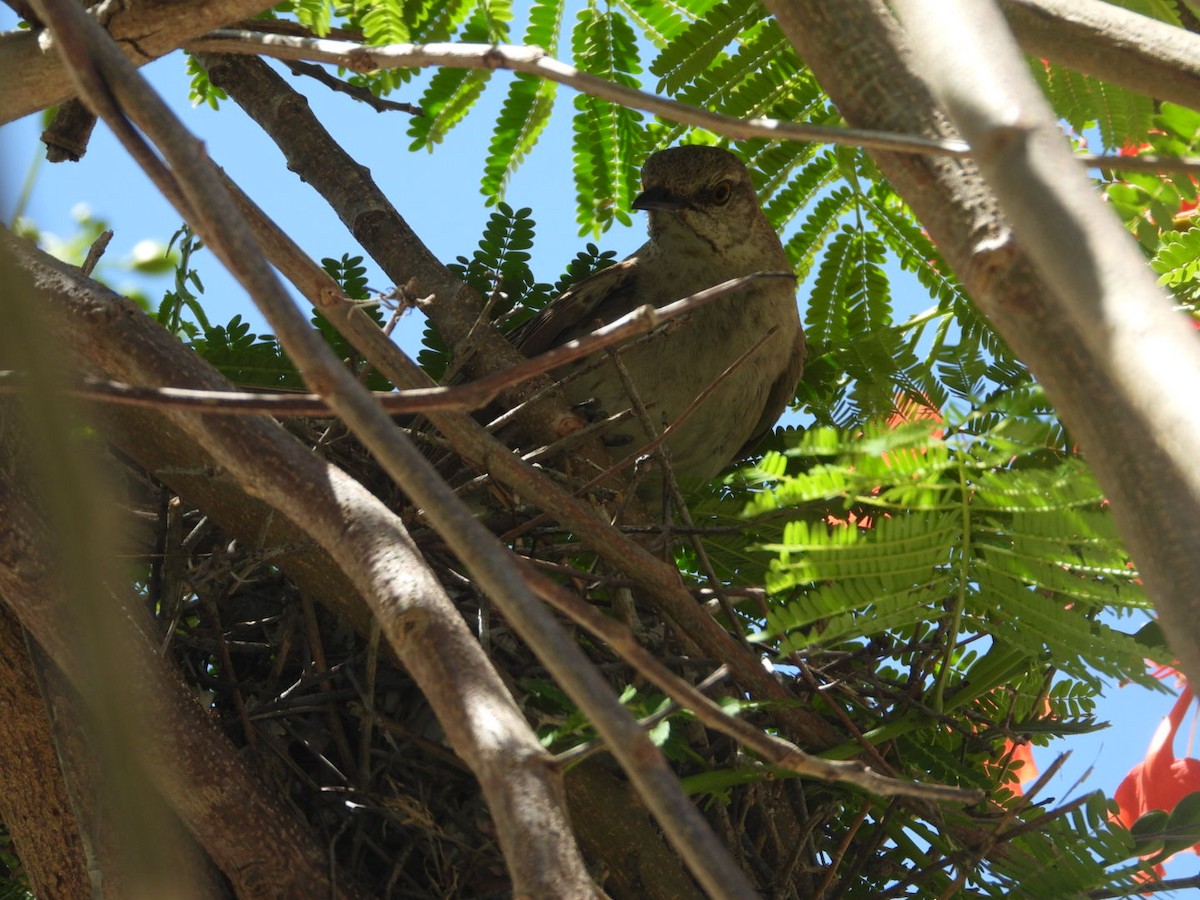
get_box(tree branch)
[0,235,355,899]
[0,275,783,416]
[27,0,759,892]
[0,0,277,124]
[190,31,970,159]
[188,30,1200,174]
[0,606,90,898]
[1002,0,1200,113]
[761,0,1200,689]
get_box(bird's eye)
[711,180,734,205]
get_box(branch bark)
[762,0,1200,686]
[0,606,90,899]
[0,0,276,125]
[1001,0,1200,111]
[0,237,356,899]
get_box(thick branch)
[0,0,276,124]
[0,606,90,899]
[1,239,352,898]
[1002,0,1200,112]
[762,0,1200,687]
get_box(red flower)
[1113,683,1200,876]
[991,736,1039,796]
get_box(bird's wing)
[512,256,645,356]
[734,326,807,460]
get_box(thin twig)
[184,31,1200,174]
[187,32,971,158]
[521,562,983,805]
[281,59,423,115]
[0,275,783,416]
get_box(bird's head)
[633,146,775,262]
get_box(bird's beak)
[632,186,690,212]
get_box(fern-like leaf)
[570,7,644,235]
[617,0,722,47]
[480,0,565,200]
[648,0,756,94]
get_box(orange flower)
[825,395,942,530]
[1113,683,1200,876]
[992,737,1039,796]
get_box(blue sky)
[2,7,1197,888]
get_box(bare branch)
[190,31,970,158]
[0,0,278,125]
[521,564,983,805]
[1002,0,1200,114]
[0,274,786,416]
[281,58,423,114]
[186,31,1200,174]
[27,1,759,894]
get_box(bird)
[510,145,806,497]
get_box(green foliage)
[748,399,1159,688]
[407,8,506,148]
[1110,0,1182,25]
[1029,59,1154,151]
[1129,790,1200,862]
[1102,103,1200,316]
[294,0,334,36]
[448,200,546,316]
[156,231,389,390]
[322,252,371,300]
[570,7,645,235]
[648,0,759,94]
[1152,229,1200,302]
[481,0,565,198]
[156,226,212,339]
[185,54,227,109]
[419,203,618,377]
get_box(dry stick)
[281,59,423,115]
[30,2,754,896]
[813,802,871,900]
[192,32,968,157]
[0,275,782,417]
[521,563,982,805]
[198,51,841,749]
[554,666,734,768]
[184,31,1200,175]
